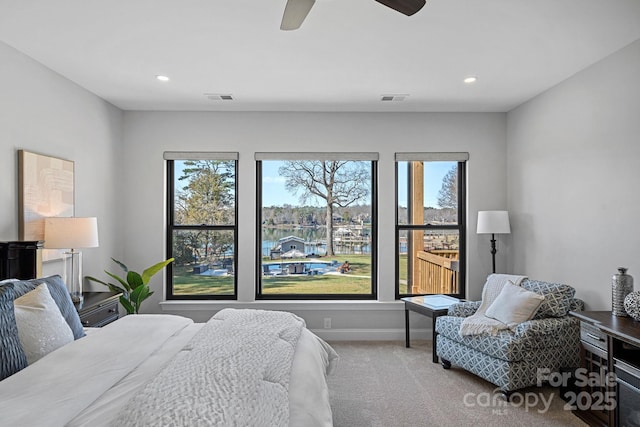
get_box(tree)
[176,160,235,264]
[278,160,370,256]
[437,164,458,210]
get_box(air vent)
[381,94,408,102]
[204,93,234,101]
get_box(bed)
[0,276,338,426]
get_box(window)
[395,153,467,299]
[256,152,377,299]
[165,152,238,299]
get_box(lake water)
[261,226,371,257]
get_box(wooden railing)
[413,250,459,294]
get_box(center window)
[256,153,377,299]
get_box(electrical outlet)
[323,318,331,329]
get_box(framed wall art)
[18,150,74,261]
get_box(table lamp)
[477,210,510,273]
[44,217,99,304]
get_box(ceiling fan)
[280,0,426,31]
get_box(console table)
[569,311,640,427]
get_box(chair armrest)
[513,316,580,339]
[569,298,585,312]
[447,301,481,317]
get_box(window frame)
[255,153,378,300]
[395,153,467,300]
[164,152,238,300]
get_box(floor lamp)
[477,211,511,274]
[44,217,99,305]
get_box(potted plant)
[87,257,174,314]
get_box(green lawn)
[173,265,234,295]
[173,254,373,295]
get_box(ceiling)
[1,0,639,112]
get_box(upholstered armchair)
[435,279,584,396]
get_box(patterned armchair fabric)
[446,301,481,318]
[436,279,583,392]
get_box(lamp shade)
[477,211,511,234]
[44,217,99,249]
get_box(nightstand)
[76,292,120,327]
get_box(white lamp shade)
[44,217,99,249]
[477,211,511,234]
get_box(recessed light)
[156,75,170,82]
[463,76,478,84]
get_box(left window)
[165,152,238,299]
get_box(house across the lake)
[270,235,306,259]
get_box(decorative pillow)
[485,281,545,326]
[0,283,28,380]
[520,279,576,318]
[14,284,74,365]
[11,275,85,339]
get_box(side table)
[76,291,120,327]
[402,295,461,363]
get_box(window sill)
[159,299,403,312]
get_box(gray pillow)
[0,282,28,380]
[11,275,85,339]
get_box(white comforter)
[113,309,305,426]
[0,311,338,427]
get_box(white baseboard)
[309,327,431,341]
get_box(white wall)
[122,111,507,338]
[0,38,509,339]
[507,39,640,310]
[0,41,124,285]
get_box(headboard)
[0,241,43,280]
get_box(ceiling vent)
[381,94,408,102]
[204,93,234,101]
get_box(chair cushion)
[11,275,85,339]
[520,279,575,318]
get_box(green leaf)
[111,258,129,273]
[105,271,131,292]
[86,276,109,287]
[130,285,151,313]
[141,258,174,284]
[91,257,172,315]
[87,275,126,304]
[127,271,143,289]
[119,295,135,315]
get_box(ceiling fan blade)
[374,0,426,16]
[281,0,316,31]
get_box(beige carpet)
[326,340,588,427]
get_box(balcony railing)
[413,249,459,294]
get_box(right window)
[395,153,468,299]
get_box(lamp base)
[62,250,84,307]
[70,291,84,306]
[490,233,497,274]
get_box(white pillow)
[485,281,545,327]
[13,283,74,365]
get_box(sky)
[397,161,455,208]
[261,160,455,208]
[261,161,313,206]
